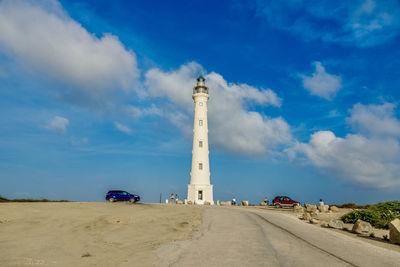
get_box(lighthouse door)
[198,190,203,200]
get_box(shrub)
[369,232,375,238]
[371,201,400,216]
[0,196,69,202]
[342,210,381,225]
[0,196,9,202]
[341,201,400,229]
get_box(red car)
[273,196,300,208]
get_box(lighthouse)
[187,75,214,205]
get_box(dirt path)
[157,206,400,267]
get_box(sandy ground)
[0,202,201,267]
[1,203,399,266]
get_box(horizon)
[1,0,400,205]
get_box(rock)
[305,204,317,212]
[221,201,231,206]
[352,219,372,234]
[389,218,400,244]
[216,200,220,206]
[242,201,249,206]
[318,205,329,213]
[176,200,183,204]
[310,218,319,224]
[187,200,193,205]
[303,212,312,221]
[328,219,344,229]
[320,221,328,227]
[259,202,266,206]
[293,206,304,213]
[330,206,339,212]
[204,201,211,205]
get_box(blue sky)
[1,0,400,204]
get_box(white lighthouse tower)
[187,75,214,205]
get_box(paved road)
[157,206,400,267]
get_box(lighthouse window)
[199,102,203,106]
[199,141,203,147]
[199,120,203,126]
[199,163,203,170]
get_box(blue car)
[106,190,140,203]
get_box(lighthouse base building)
[187,75,214,205]
[187,184,214,205]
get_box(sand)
[0,202,201,266]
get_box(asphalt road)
[157,206,400,267]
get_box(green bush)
[369,232,375,238]
[12,198,69,202]
[0,196,69,202]
[342,210,380,225]
[371,201,400,215]
[0,196,9,202]
[341,201,400,229]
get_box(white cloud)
[124,104,163,119]
[289,102,400,189]
[328,110,341,118]
[71,137,88,146]
[0,1,290,157]
[345,0,400,46]
[256,0,400,46]
[346,102,400,137]
[45,116,69,134]
[207,72,282,108]
[206,72,288,155]
[301,62,342,100]
[145,62,290,156]
[114,122,133,135]
[145,62,201,108]
[0,0,140,105]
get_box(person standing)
[170,193,175,204]
[264,196,269,206]
[175,194,179,203]
[231,197,236,205]
[318,199,324,207]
